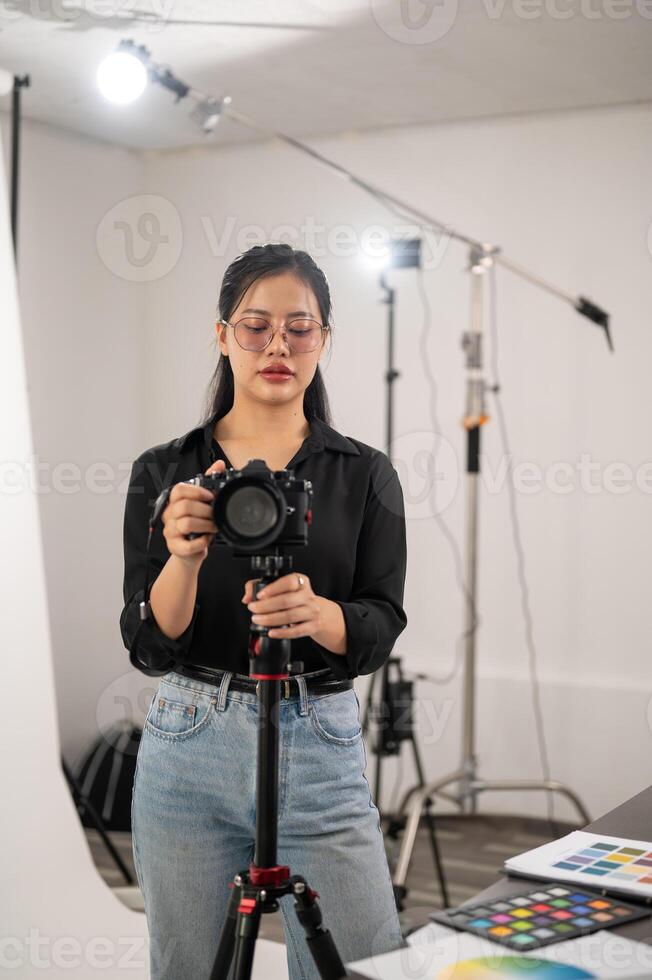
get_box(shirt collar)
[173,412,361,459]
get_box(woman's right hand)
[161,459,226,567]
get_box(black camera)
[185,459,313,553]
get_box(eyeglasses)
[219,315,328,354]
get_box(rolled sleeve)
[316,453,408,679]
[120,452,199,677]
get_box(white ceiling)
[0,0,651,150]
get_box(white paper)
[349,927,652,979]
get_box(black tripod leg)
[209,877,242,980]
[373,660,391,806]
[361,671,375,736]
[233,893,263,980]
[291,878,348,979]
[61,757,134,886]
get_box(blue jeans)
[131,668,404,979]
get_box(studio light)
[360,237,421,273]
[191,95,232,135]
[359,248,391,272]
[96,44,148,105]
[96,40,231,135]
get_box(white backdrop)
[0,117,287,979]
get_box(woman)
[120,243,408,979]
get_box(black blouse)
[119,413,407,680]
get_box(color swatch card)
[505,832,652,900]
[348,928,652,979]
[428,883,649,952]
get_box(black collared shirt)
[119,413,407,680]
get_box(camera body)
[187,458,312,554]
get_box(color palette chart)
[505,831,652,900]
[429,883,649,952]
[553,841,652,886]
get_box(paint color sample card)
[505,832,652,900]
[428,884,649,952]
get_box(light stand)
[9,72,30,260]
[359,238,449,908]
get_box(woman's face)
[216,272,330,409]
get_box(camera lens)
[224,485,279,539]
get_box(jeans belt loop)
[255,679,291,698]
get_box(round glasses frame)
[218,316,329,354]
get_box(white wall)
[7,101,652,823]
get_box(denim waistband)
[162,668,351,717]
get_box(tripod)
[362,658,449,909]
[210,551,349,980]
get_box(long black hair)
[201,243,333,427]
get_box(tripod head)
[246,548,303,681]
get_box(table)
[347,784,652,977]
[464,784,652,946]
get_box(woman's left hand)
[241,572,323,640]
